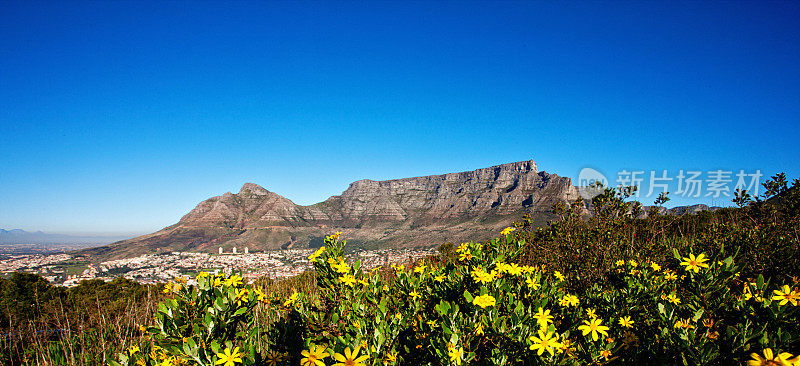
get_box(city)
[0,246,439,287]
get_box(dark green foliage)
[517,173,800,292]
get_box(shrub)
[116,230,800,365]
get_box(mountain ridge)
[0,229,130,245]
[81,160,579,259]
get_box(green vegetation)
[0,275,160,364]
[2,174,799,365]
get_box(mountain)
[644,204,722,216]
[0,229,131,245]
[82,160,581,259]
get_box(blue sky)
[1,1,798,236]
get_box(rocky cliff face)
[84,160,580,259]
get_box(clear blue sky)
[1,1,798,236]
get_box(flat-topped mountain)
[82,160,581,259]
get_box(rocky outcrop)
[83,160,580,259]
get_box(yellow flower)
[500,227,516,235]
[475,323,484,335]
[471,267,496,284]
[224,275,243,287]
[586,308,597,319]
[747,348,796,366]
[235,288,250,306]
[128,345,140,354]
[434,274,445,282]
[338,274,357,287]
[526,277,541,290]
[615,260,625,266]
[558,338,576,355]
[578,318,609,341]
[772,285,799,306]
[174,276,187,284]
[532,307,554,327]
[458,251,472,261]
[284,289,299,307]
[448,346,463,365]
[214,347,243,366]
[664,270,678,281]
[409,291,420,300]
[496,262,510,274]
[666,292,681,305]
[743,284,765,302]
[456,243,469,253]
[254,288,267,302]
[472,294,496,309]
[196,271,209,281]
[332,261,351,274]
[559,294,579,307]
[554,271,565,281]
[301,345,330,366]
[213,277,222,287]
[394,313,402,320]
[333,346,369,366]
[309,246,326,261]
[528,329,560,356]
[680,253,710,273]
[162,282,174,294]
[650,262,661,271]
[506,263,523,276]
[628,260,638,267]
[414,261,427,273]
[383,351,397,365]
[674,318,695,329]
[599,349,612,361]
[139,324,147,332]
[618,316,634,328]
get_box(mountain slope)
[82,160,580,259]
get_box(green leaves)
[463,290,474,303]
[114,228,800,366]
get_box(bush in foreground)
[114,230,799,366]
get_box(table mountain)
[82,160,581,259]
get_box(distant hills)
[0,229,131,245]
[81,160,580,259]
